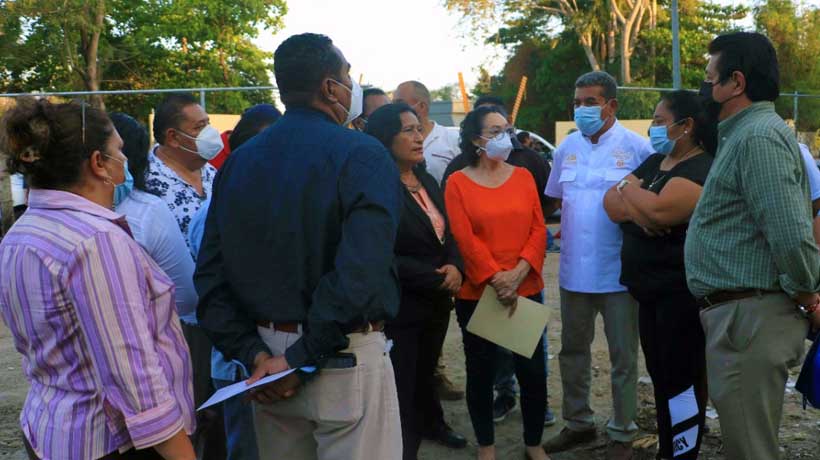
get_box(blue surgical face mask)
[113,160,134,208]
[574,105,607,136]
[648,119,686,155]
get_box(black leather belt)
[695,289,777,310]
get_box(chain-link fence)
[616,86,820,151]
[0,85,280,236]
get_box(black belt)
[695,289,778,310]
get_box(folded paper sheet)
[198,367,315,410]
[466,286,550,358]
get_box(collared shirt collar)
[424,121,443,148]
[718,101,775,138]
[27,188,132,235]
[582,120,622,145]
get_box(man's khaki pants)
[254,327,403,460]
[700,293,808,460]
[558,289,639,442]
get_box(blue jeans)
[213,375,259,460]
[494,292,549,399]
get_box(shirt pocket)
[604,168,630,183]
[559,169,577,183]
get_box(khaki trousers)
[558,289,639,442]
[254,327,402,460]
[700,292,808,460]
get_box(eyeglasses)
[400,125,423,135]
[481,127,514,138]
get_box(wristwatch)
[616,178,631,193]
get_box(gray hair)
[575,71,618,100]
[399,80,431,105]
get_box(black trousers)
[385,307,449,460]
[633,288,708,460]
[454,297,546,447]
[181,322,226,460]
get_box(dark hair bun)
[1,98,113,189]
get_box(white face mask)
[177,125,224,160]
[331,79,363,126]
[480,132,514,162]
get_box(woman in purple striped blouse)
[0,99,195,460]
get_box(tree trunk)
[612,0,647,84]
[580,32,602,71]
[82,1,105,109]
[649,0,657,85]
[608,12,617,64]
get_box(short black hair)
[459,105,506,167]
[229,104,282,151]
[708,32,780,102]
[575,71,618,100]
[109,112,150,192]
[364,103,418,156]
[661,90,719,155]
[363,87,387,100]
[516,131,531,143]
[274,33,344,109]
[153,93,198,145]
[475,95,505,109]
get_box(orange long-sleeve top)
[444,167,547,300]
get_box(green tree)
[472,0,746,142]
[0,0,287,117]
[755,0,820,130]
[430,84,458,101]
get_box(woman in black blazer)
[366,103,467,460]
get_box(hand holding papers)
[198,366,316,410]
[466,286,550,359]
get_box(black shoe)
[424,425,468,449]
[493,394,517,422]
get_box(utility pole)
[671,0,682,89]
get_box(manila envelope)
[466,285,550,359]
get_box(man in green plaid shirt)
[685,32,820,460]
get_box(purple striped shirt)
[0,189,195,460]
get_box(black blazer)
[392,167,464,326]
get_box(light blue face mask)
[648,119,686,155]
[113,160,134,208]
[573,105,607,136]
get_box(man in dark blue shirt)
[195,33,404,459]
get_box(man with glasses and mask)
[196,33,403,459]
[352,87,390,131]
[686,32,820,460]
[543,71,652,460]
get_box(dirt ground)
[0,255,818,459]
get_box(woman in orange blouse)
[445,106,549,460]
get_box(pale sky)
[255,0,820,95]
[255,0,508,94]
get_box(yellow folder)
[465,285,551,359]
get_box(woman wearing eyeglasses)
[445,105,548,460]
[603,90,716,460]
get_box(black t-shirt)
[620,152,714,294]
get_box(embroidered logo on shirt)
[566,154,578,164]
[612,150,633,168]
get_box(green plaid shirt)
[685,101,820,298]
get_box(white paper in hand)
[466,286,550,358]
[198,367,315,411]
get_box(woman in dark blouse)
[366,103,467,460]
[603,90,716,460]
